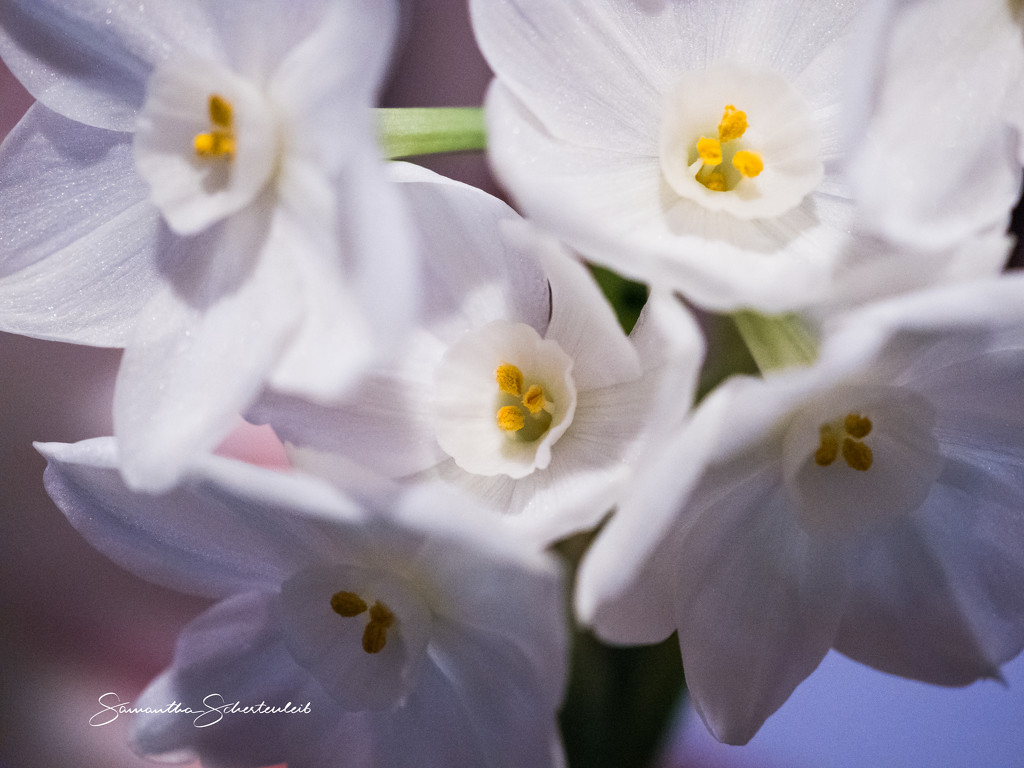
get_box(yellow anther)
[362,601,395,654]
[522,384,547,415]
[718,105,748,142]
[193,94,236,160]
[330,590,368,618]
[844,413,872,439]
[208,94,233,128]
[732,150,764,178]
[696,136,722,165]
[496,363,523,397]
[497,405,525,432]
[814,425,839,467]
[842,437,873,471]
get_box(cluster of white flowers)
[4,0,1024,763]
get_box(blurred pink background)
[2,2,1023,767]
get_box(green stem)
[731,311,818,373]
[377,107,486,159]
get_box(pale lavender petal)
[0,0,215,131]
[0,104,163,345]
[114,204,302,492]
[134,591,371,768]
[37,438,368,599]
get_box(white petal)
[835,476,1024,685]
[672,454,847,745]
[486,83,849,312]
[538,241,640,391]
[0,0,215,131]
[469,0,663,152]
[268,0,399,170]
[256,330,448,479]
[398,622,565,768]
[114,212,302,491]
[263,185,376,403]
[394,162,550,338]
[37,438,366,598]
[471,0,861,151]
[851,0,1024,250]
[0,105,163,345]
[576,390,734,644]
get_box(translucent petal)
[0,105,163,345]
[37,438,369,598]
[0,0,215,131]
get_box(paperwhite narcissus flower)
[468,0,1012,313]
[254,164,704,545]
[39,437,568,768]
[0,0,417,491]
[848,0,1024,251]
[577,276,1024,745]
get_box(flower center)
[330,590,396,654]
[814,412,873,471]
[495,363,554,442]
[693,104,764,192]
[192,94,236,160]
[781,386,943,540]
[658,62,824,219]
[432,320,577,479]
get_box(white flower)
[848,0,1024,252]
[254,164,704,545]
[38,436,568,768]
[0,0,417,491]
[469,0,1011,312]
[577,276,1024,744]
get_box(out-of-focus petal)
[269,0,399,170]
[134,591,371,768]
[113,208,303,491]
[850,0,1024,250]
[37,438,368,599]
[0,104,163,345]
[0,0,215,131]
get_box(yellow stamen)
[842,437,873,471]
[497,405,525,432]
[496,363,523,397]
[717,105,748,142]
[732,150,763,178]
[522,384,547,415]
[208,94,233,128]
[330,590,368,617]
[696,136,722,165]
[844,413,872,439]
[814,425,839,467]
[193,94,236,160]
[362,601,395,654]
